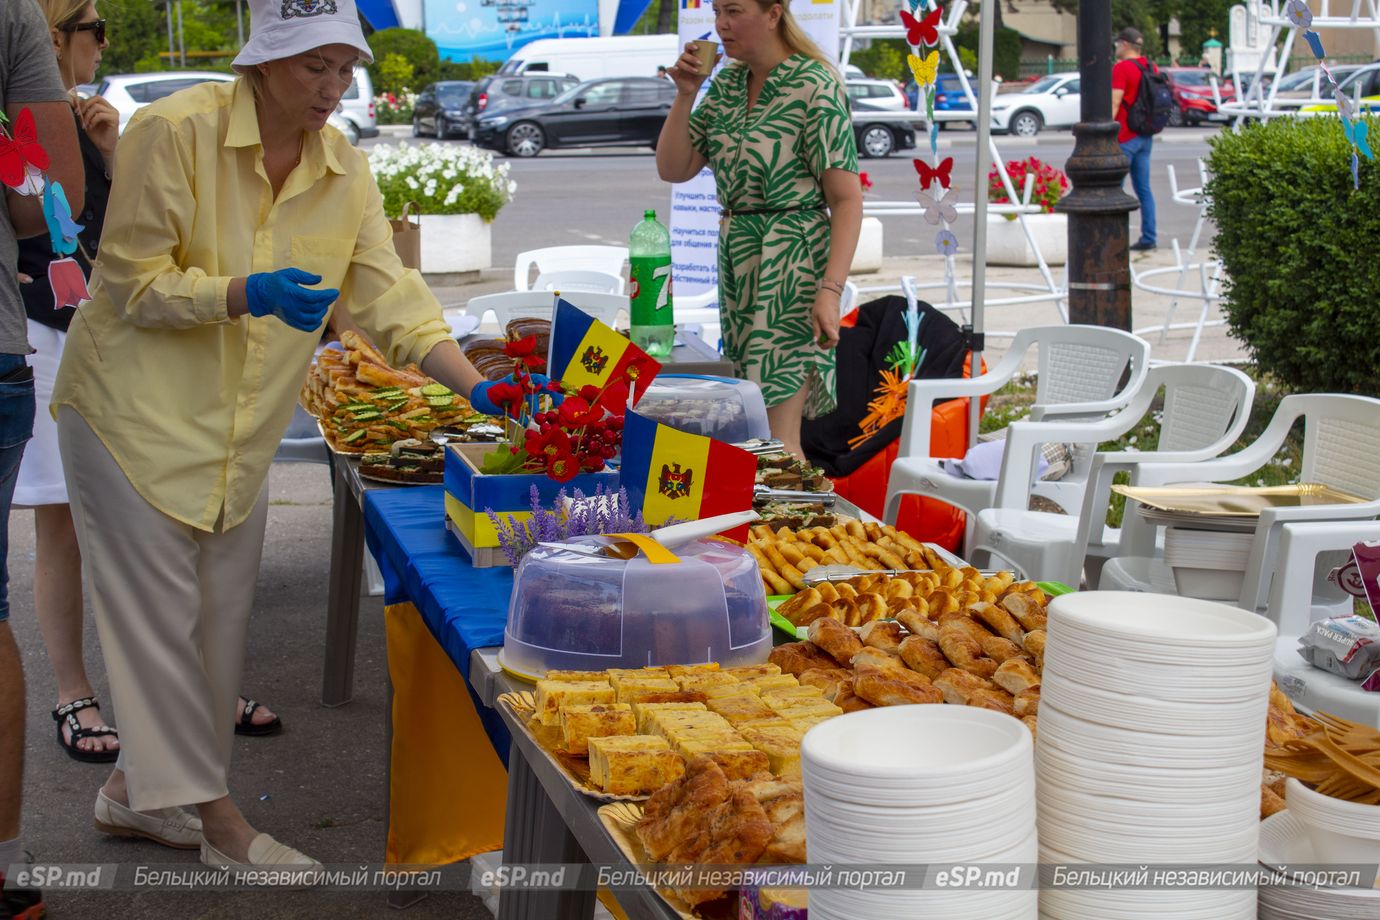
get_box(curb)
[934,128,1219,149]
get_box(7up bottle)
[629,209,674,358]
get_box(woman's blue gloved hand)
[245,268,338,332]
[470,374,564,418]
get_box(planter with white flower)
[367,142,517,277]
[986,156,1069,267]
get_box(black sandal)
[234,698,283,737]
[52,697,119,764]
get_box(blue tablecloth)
[363,485,513,760]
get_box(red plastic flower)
[503,335,545,370]
[525,426,572,460]
[594,379,631,415]
[859,171,873,191]
[558,395,602,427]
[546,447,581,483]
[486,381,524,417]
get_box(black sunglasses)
[60,19,106,44]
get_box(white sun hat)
[232,0,374,72]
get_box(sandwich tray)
[496,691,650,804]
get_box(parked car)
[1298,63,1380,116]
[846,78,908,111]
[412,80,476,139]
[337,65,379,139]
[1162,68,1235,125]
[931,72,975,128]
[472,76,677,157]
[496,34,679,81]
[990,73,1080,137]
[852,99,918,158]
[327,110,360,145]
[96,71,234,133]
[462,72,581,139]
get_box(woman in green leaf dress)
[656,0,862,458]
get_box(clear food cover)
[502,536,772,677]
[636,375,770,444]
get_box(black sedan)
[412,80,475,139]
[472,77,677,157]
[852,99,919,158]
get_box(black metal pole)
[1056,0,1138,330]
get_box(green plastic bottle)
[629,209,674,358]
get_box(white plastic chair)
[464,289,628,331]
[882,325,1152,555]
[531,268,625,295]
[1099,393,1380,613]
[967,364,1255,585]
[513,245,628,292]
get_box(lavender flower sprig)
[484,484,660,566]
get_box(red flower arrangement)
[480,335,634,482]
[988,156,1068,217]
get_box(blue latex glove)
[245,268,338,332]
[470,374,564,418]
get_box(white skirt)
[15,319,68,507]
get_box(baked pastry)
[759,685,826,707]
[631,701,708,734]
[796,667,854,701]
[859,619,904,654]
[1261,782,1287,819]
[608,667,669,680]
[1022,630,1047,670]
[895,607,940,642]
[672,738,770,780]
[768,641,838,677]
[897,635,949,680]
[968,602,1026,646]
[967,688,1016,716]
[638,757,732,861]
[745,674,801,693]
[665,663,720,678]
[1022,715,1039,738]
[674,672,740,693]
[808,617,864,666]
[1002,592,1047,632]
[739,723,804,777]
[850,647,906,672]
[834,681,875,713]
[620,689,709,706]
[724,663,782,679]
[745,776,807,864]
[853,664,943,706]
[993,658,1042,695]
[1013,686,1040,717]
[545,669,609,682]
[645,710,736,743]
[534,679,615,727]
[938,621,999,679]
[933,667,997,705]
[611,676,678,698]
[705,694,778,726]
[559,703,635,756]
[588,735,685,795]
[767,698,844,721]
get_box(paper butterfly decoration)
[916,188,957,225]
[0,109,50,197]
[935,229,959,256]
[42,180,82,256]
[1304,29,1326,59]
[908,51,940,87]
[914,156,954,190]
[900,7,942,47]
[47,257,91,309]
[1285,0,1313,29]
[1344,118,1373,160]
[1335,87,1355,120]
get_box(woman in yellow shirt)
[52,1,491,871]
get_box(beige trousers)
[57,407,269,812]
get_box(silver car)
[96,70,234,134]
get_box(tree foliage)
[1206,117,1380,394]
[369,28,440,86]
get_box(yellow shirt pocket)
[290,236,355,292]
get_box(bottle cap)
[644,208,656,219]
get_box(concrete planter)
[849,216,884,274]
[420,213,491,277]
[985,212,1067,267]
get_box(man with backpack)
[1112,26,1170,251]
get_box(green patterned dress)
[688,54,858,418]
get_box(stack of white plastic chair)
[1035,591,1276,920]
[802,706,1038,919]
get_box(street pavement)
[7,126,1244,919]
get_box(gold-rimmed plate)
[1112,483,1367,517]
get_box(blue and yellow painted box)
[443,443,620,566]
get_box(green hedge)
[1206,117,1380,394]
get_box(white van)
[497,35,680,82]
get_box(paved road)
[365,125,1221,265]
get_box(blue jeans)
[0,354,34,623]
[1120,134,1156,245]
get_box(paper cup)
[690,39,719,76]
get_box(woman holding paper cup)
[656,0,862,459]
[50,0,502,873]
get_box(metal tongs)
[752,485,837,506]
[734,438,788,456]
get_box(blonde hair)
[36,0,94,88]
[755,0,832,69]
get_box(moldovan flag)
[621,409,757,537]
[547,299,660,403]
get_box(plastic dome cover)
[635,375,771,444]
[502,536,771,677]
